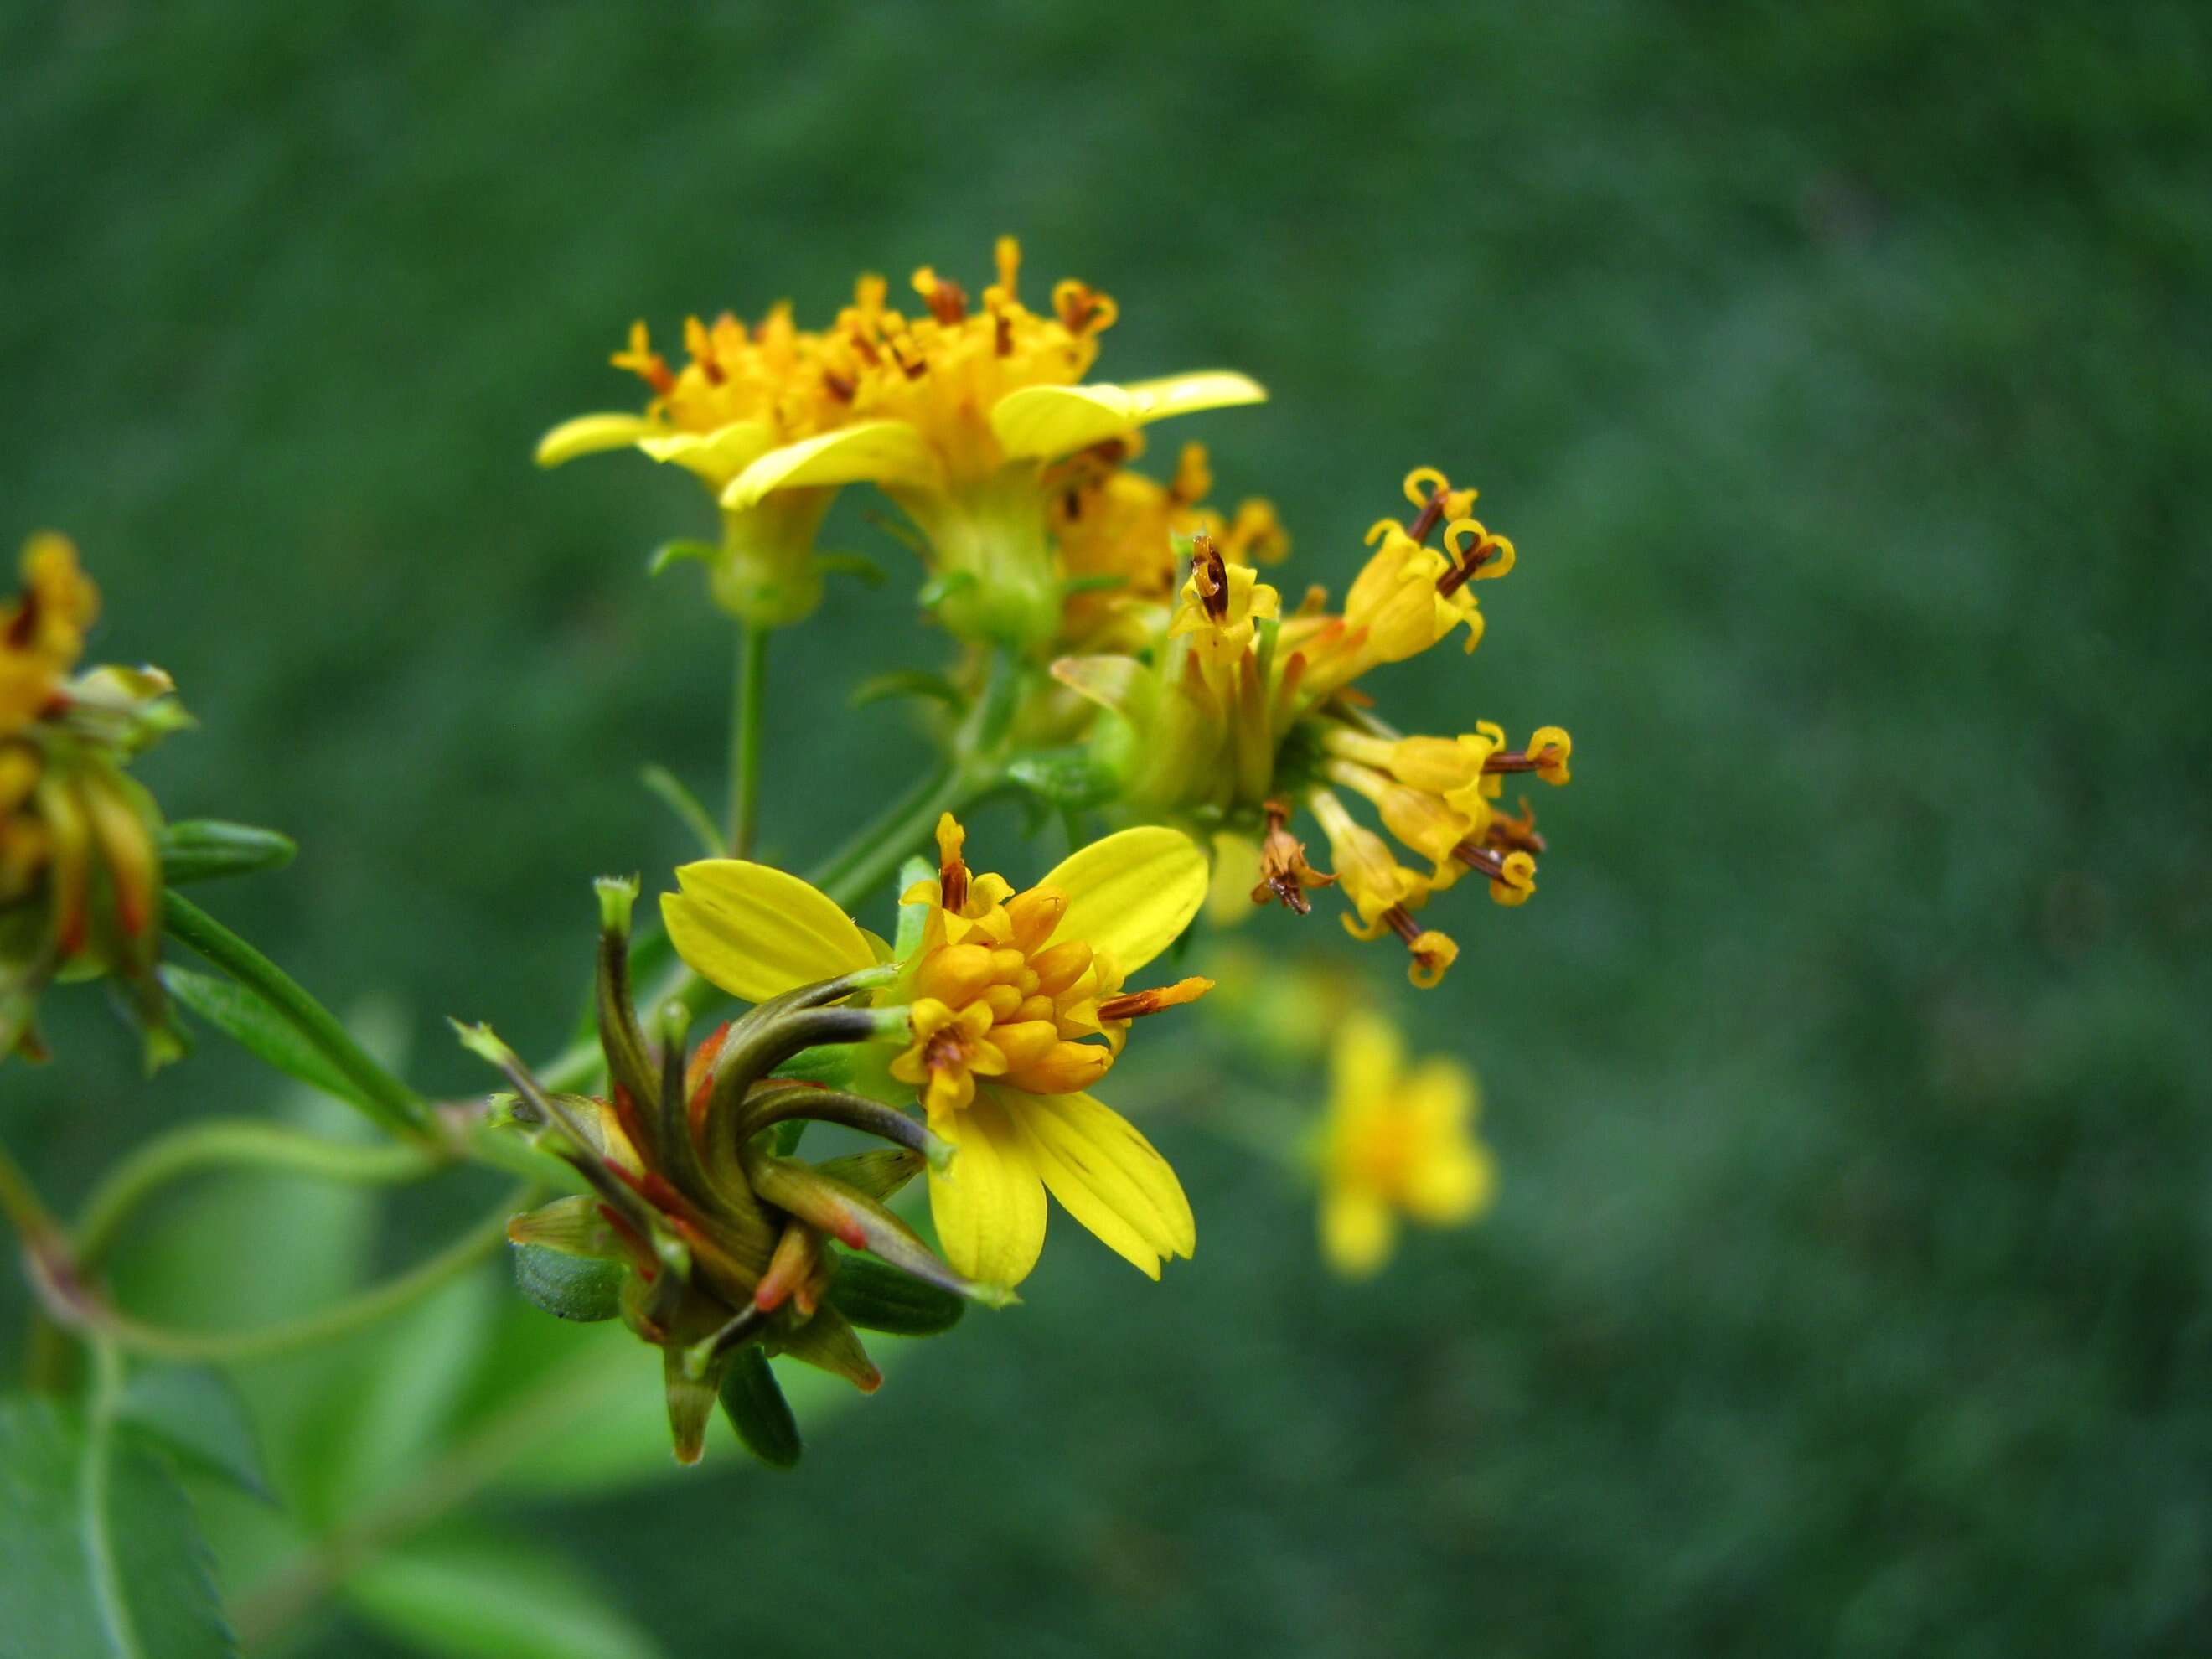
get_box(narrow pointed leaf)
[717,1347,802,1468]
[824,1249,967,1336]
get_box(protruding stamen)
[934,811,969,911]
[1190,532,1230,621]
[1096,976,1213,1022]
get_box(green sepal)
[816,552,888,588]
[850,669,961,711]
[511,1243,626,1323]
[157,819,297,886]
[717,1346,802,1468]
[892,855,933,956]
[1008,747,1120,810]
[773,1120,807,1158]
[824,1248,966,1336]
[647,538,719,577]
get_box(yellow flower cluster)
[1052,464,1573,987]
[539,239,1265,640]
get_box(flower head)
[662,814,1211,1286]
[1317,1011,1496,1278]
[1055,463,1572,987]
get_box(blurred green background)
[5,1,2209,1653]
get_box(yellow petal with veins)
[1040,825,1208,974]
[1019,1092,1194,1278]
[990,371,1267,461]
[722,420,942,509]
[662,860,876,1004]
[927,1091,1047,1286]
[534,412,658,468]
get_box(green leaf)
[160,964,368,1111]
[157,820,297,886]
[717,1346,801,1468]
[344,1529,666,1659]
[512,1243,625,1323]
[0,1395,236,1659]
[824,1249,967,1336]
[115,1366,271,1501]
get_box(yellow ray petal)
[1020,1093,1194,1278]
[534,412,658,468]
[635,420,778,483]
[722,421,941,509]
[927,1092,1047,1286]
[1041,826,1208,974]
[661,860,876,1004]
[990,370,1267,461]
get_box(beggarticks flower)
[1315,1010,1496,1279]
[1052,468,1574,986]
[542,238,1266,644]
[467,878,1001,1469]
[662,813,1209,1287]
[2,535,186,1067]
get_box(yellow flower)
[660,813,1210,1286]
[1055,463,1570,986]
[1318,1012,1496,1278]
[2,533,99,736]
[718,240,1266,645]
[1166,532,1281,674]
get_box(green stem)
[821,767,1000,911]
[728,623,769,857]
[162,891,431,1141]
[72,1119,450,1269]
[48,1183,535,1367]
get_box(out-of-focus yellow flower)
[1318,1011,1496,1278]
[3,535,183,1067]
[660,812,1209,1287]
[1,532,99,735]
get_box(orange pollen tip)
[927,281,969,324]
